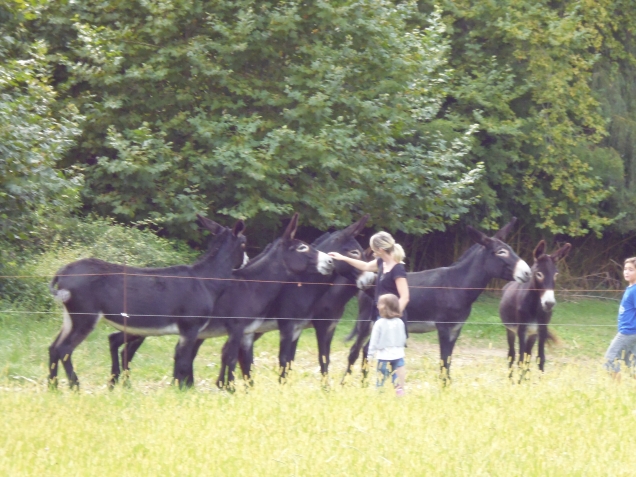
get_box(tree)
[34,0,482,238]
[417,0,618,236]
[0,1,83,242]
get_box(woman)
[329,231,409,329]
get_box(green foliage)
[589,0,636,233]
[0,216,197,312]
[0,1,83,242]
[33,0,482,237]
[416,0,619,236]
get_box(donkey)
[344,218,532,384]
[499,240,571,378]
[181,213,334,388]
[235,215,375,383]
[118,216,369,385]
[48,216,246,389]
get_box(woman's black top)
[375,258,407,299]
[373,259,409,335]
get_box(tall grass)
[0,295,629,476]
[1,219,630,475]
[1,360,635,476]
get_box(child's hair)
[370,231,405,263]
[625,257,636,268]
[378,294,402,318]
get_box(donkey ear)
[550,243,572,262]
[283,213,299,240]
[492,217,517,241]
[533,240,547,261]
[343,214,370,237]
[467,225,492,247]
[233,219,245,237]
[197,214,224,235]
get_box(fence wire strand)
[0,271,624,327]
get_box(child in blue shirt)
[604,257,636,377]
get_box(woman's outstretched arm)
[328,252,378,272]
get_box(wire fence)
[0,271,624,327]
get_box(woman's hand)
[328,252,345,261]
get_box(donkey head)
[532,240,572,311]
[313,214,374,288]
[276,213,334,276]
[466,217,531,283]
[196,214,247,270]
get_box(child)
[367,293,407,395]
[604,257,636,378]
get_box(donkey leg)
[517,325,527,366]
[49,310,99,390]
[108,333,144,387]
[217,329,243,390]
[537,324,548,372]
[108,332,125,386]
[182,338,205,385]
[506,329,516,369]
[173,328,201,389]
[525,332,538,366]
[121,336,146,373]
[49,307,74,388]
[48,331,65,389]
[361,340,371,385]
[517,325,531,383]
[342,320,372,383]
[238,333,259,386]
[278,322,297,383]
[217,340,230,388]
[437,323,463,385]
[314,320,336,376]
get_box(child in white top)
[367,293,407,395]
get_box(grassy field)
[1,295,633,476]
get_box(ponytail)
[392,243,405,263]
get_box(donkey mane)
[191,228,233,267]
[454,243,480,264]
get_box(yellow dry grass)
[1,349,635,477]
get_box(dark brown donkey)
[48,216,246,389]
[344,218,532,384]
[499,240,571,379]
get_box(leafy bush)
[0,216,197,313]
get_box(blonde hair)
[370,231,405,263]
[625,257,636,267]
[378,294,402,319]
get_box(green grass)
[1,296,631,476]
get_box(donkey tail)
[49,276,71,303]
[546,328,561,347]
[344,323,358,342]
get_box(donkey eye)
[496,249,509,257]
[348,250,361,258]
[296,244,309,252]
[536,272,544,280]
